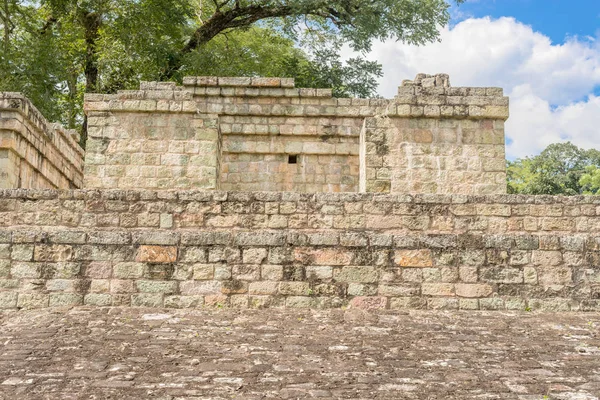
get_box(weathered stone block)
[34,245,73,262]
[113,262,146,279]
[279,281,310,295]
[479,267,523,283]
[455,283,493,298]
[49,293,83,307]
[17,293,49,309]
[394,250,433,267]
[192,264,214,280]
[136,245,177,263]
[46,279,76,292]
[294,248,353,266]
[0,291,17,309]
[249,281,279,295]
[305,266,333,280]
[131,293,163,307]
[11,245,33,261]
[538,268,572,285]
[261,265,283,281]
[11,262,40,279]
[334,266,378,283]
[421,283,455,297]
[136,280,178,294]
[242,248,268,264]
[389,297,427,310]
[164,295,203,308]
[179,280,221,295]
[84,293,112,306]
[349,296,387,310]
[110,280,136,293]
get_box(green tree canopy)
[507,142,600,195]
[1,0,462,144]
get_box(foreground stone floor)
[0,308,598,399]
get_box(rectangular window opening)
[288,155,298,164]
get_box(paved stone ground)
[0,308,599,400]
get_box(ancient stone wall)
[0,93,84,189]
[84,75,509,194]
[0,189,598,311]
[84,82,220,191]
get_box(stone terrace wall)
[0,93,84,189]
[84,75,509,194]
[363,85,508,194]
[84,82,220,190]
[188,77,363,193]
[0,189,599,311]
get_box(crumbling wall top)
[0,92,84,155]
[402,73,451,88]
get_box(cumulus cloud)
[346,17,600,159]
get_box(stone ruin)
[2,73,508,195]
[402,73,451,88]
[0,75,598,312]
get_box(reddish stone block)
[294,248,353,266]
[350,296,387,310]
[394,250,433,267]
[136,245,177,263]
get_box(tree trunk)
[3,0,10,53]
[162,5,293,79]
[79,10,102,148]
[80,11,101,92]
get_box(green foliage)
[283,40,382,98]
[182,28,305,80]
[1,0,461,144]
[507,142,600,195]
[580,166,600,195]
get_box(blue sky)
[452,0,600,102]
[347,0,600,159]
[452,1,600,44]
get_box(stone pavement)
[0,308,599,400]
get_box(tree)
[580,166,600,195]
[163,0,463,78]
[507,142,600,195]
[181,27,382,98]
[1,0,462,145]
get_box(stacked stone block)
[84,74,509,195]
[0,93,84,189]
[362,80,508,194]
[1,189,599,311]
[84,82,220,190]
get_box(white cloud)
[345,17,600,159]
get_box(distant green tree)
[580,166,600,195]
[507,142,600,195]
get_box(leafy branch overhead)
[172,0,463,74]
[0,0,462,144]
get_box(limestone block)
[49,293,83,307]
[113,263,146,279]
[17,293,49,309]
[334,266,379,283]
[84,294,113,306]
[131,293,163,307]
[455,283,493,298]
[136,245,177,263]
[0,292,17,309]
[394,250,433,267]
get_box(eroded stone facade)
[0,189,599,311]
[84,74,509,195]
[0,93,84,189]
